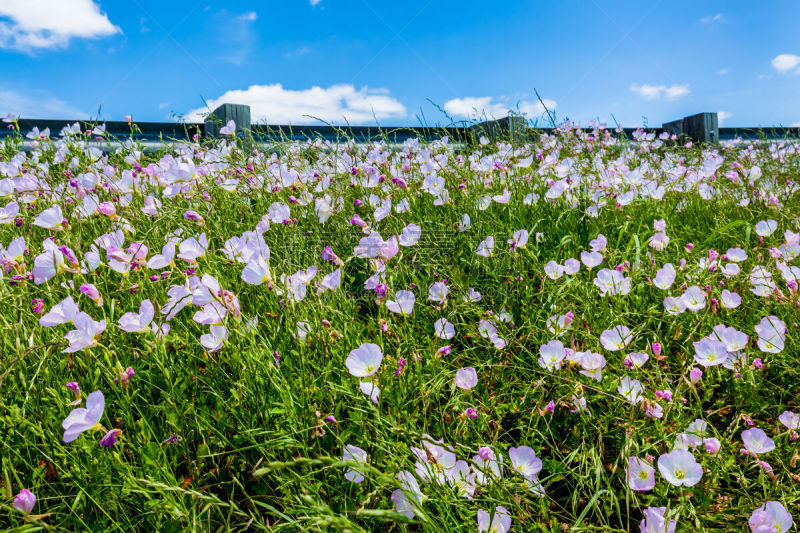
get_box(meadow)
[0,118,799,532]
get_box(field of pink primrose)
[1,119,799,531]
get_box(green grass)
[1,125,799,531]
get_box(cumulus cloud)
[0,88,86,118]
[310,0,323,5]
[717,110,732,125]
[771,54,800,74]
[186,84,407,124]
[0,0,119,51]
[443,96,556,120]
[629,83,690,100]
[700,13,724,23]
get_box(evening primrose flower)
[581,251,603,268]
[241,255,272,285]
[748,501,793,533]
[399,224,421,246]
[118,299,155,333]
[627,456,656,491]
[200,325,228,353]
[63,390,104,442]
[99,428,122,448]
[755,316,786,354]
[590,234,607,252]
[477,506,512,533]
[657,449,703,487]
[693,338,729,367]
[618,376,644,404]
[544,261,564,280]
[508,229,529,250]
[63,312,106,353]
[33,204,66,230]
[13,489,35,514]
[79,283,103,305]
[39,296,79,327]
[455,367,478,389]
[742,428,776,454]
[600,325,633,351]
[219,119,236,135]
[475,236,495,257]
[346,343,383,377]
[653,263,676,289]
[508,446,542,479]
[681,286,707,311]
[473,447,503,484]
[428,282,449,304]
[755,220,777,237]
[359,381,380,403]
[779,411,800,430]
[640,506,676,533]
[594,268,631,296]
[648,232,670,251]
[342,445,368,483]
[538,340,566,371]
[386,290,416,315]
[434,318,455,339]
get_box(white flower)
[118,300,155,333]
[618,375,644,404]
[455,367,478,389]
[657,449,703,487]
[477,506,512,533]
[741,428,776,454]
[755,316,786,353]
[346,343,383,377]
[434,318,455,339]
[755,219,777,237]
[359,381,380,404]
[386,290,416,316]
[538,340,566,371]
[475,236,495,257]
[600,325,633,351]
[428,282,449,303]
[653,263,676,290]
[342,445,368,483]
[749,501,793,533]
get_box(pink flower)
[455,367,478,390]
[477,506,512,533]
[627,456,656,492]
[657,449,703,487]
[13,489,35,514]
[748,501,793,533]
[345,343,383,377]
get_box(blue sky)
[1,0,799,127]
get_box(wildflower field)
[1,119,799,532]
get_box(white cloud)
[630,83,690,100]
[186,84,407,124]
[717,68,729,75]
[310,0,323,5]
[791,121,800,127]
[717,110,732,125]
[443,96,556,120]
[237,11,257,22]
[700,13,724,23]
[771,54,800,74]
[0,0,119,51]
[0,88,86,118]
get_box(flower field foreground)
[1,120,799,531]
